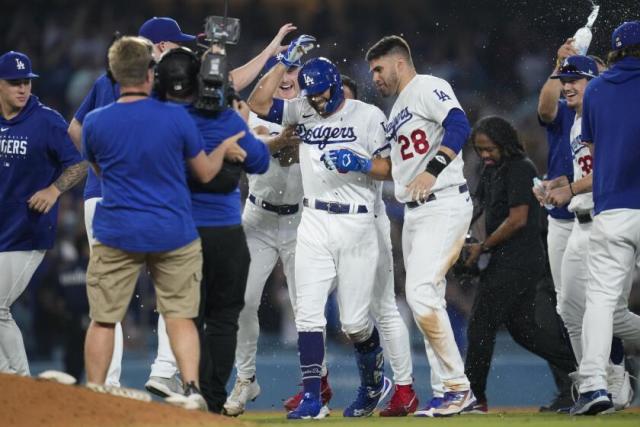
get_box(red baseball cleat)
[284,374,333,411]
[379,384,419,416]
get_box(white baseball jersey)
[385,75,466,203]
[567,115,594,213]
[281,98,387,207]
[247,112,303,206]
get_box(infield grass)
[241,410,640,427]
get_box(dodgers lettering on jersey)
[567,115,594,213]
[248,112,303,206]
[386,75,466,203]
[281,98,387,207]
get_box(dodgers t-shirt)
[83,98,203,252]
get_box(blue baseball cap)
[612,21,640,50]
[262,53,301,74]
[139,17,195,44]
[0,51,39,80]
[551,55,598,80]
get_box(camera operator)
[155,46,270,413]
[462,116,576,413]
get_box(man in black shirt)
[462,116,576,413]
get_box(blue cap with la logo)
[0,51,39,80]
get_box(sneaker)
[223,376,261,416]
[414,396,444,417]
[343,376,392,417]
[569,389,614,416]
[283,374,333,411]
[539,393,574,413]
[145,374,183,399]
[287,392,327,420]
[607,364,634,411]
[429,389,476,417]
[165,381,208,411]
[379,384,418,416]
[463,400,488,414]
[86,382,152,402]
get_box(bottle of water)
[572,5,600,55]
[533,177,554,210]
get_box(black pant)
[464,264,576,403]
[196,225,250,413]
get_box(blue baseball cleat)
[418,389,476,417]
[343,376,393,417]
[287,392,327,420]
[569,389,614,416]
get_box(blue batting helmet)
[298,57,344,114]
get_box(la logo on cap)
[15,58,25,70]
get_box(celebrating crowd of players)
[1,14,639,419]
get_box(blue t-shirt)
[538,100,575,220]
[74,73,119,200]
[582,57,640,214]
[0,96,83,251]
[187,107,270,227]
[83,98,204,252]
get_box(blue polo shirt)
[83,98,203,252]
[74,73,119,200]
[538,100,575,220]
[582,57,640,214]
[0,96,83,251]
[186,107,270,227]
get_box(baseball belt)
[249,194,299,215]
[406,183,469,209]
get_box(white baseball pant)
[547,216,574,310]
[402,189,472,392]
[579,209,640,392]
[85,197,123,386]
[0,250,45,375]
[234,202,300,379]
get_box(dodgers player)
[545,56,633,411]
[569,21,640,415]
[248,38,392,419]
[337,35,476,416]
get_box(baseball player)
[248,38,392,419]
[329,35,475,416]
[0,51,86,376]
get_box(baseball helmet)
[298,57,344,114]
[550,55,598,81]
[155,47,200,100]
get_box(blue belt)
[303,198,368,214]
[406,184,468,209]
[249,194,299,215]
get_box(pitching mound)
[0,373,245,427]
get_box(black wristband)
[425,150,452,177]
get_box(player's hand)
[546,185,572,207]
[28,185,61,214]
[281,34,316,68]
[222,131,247,162]
[273,126,301,148]
[266,23,298,57]
[464,243,483,268]
[278,144,299,167]
[556,38,578,68]
[323,149,372,173]
[532,185,546,206]
[407,171,436,202]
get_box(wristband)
[425,150,451,177]
[569,182,576,196]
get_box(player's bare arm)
[247,63,288,116]
[406,145,456,201]
[368,157,392,180]
[465,204,529,267]
[538,39,578,124]
[230,23,296,92]
[188,131,246,182]
[546,173,593,207]
[67,118,83,151]
[28,160,88,214]
[257,126,300,154]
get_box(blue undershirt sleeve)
[441,108,470,154]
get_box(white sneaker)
[223,376,261,416]
[38,370,77,385]
[86,382,152,402]
[145,374,183,398]
[165,381,208,411]
[607,364,634,411]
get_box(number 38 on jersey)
[399,129,430,161]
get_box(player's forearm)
[230,49,272,92]
[53,161,88,193]
[570,174,592,195]
[247,63,286,116]
[483,205,528,250]
[537,74,562,123]
[68,118,83,151]
[367,158,392,180]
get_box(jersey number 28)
[399,129,430,160]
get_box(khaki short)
[86,239,202,323]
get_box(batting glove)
[320,152,337,171]
[280,35,316,68]
[328,149,372,174]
